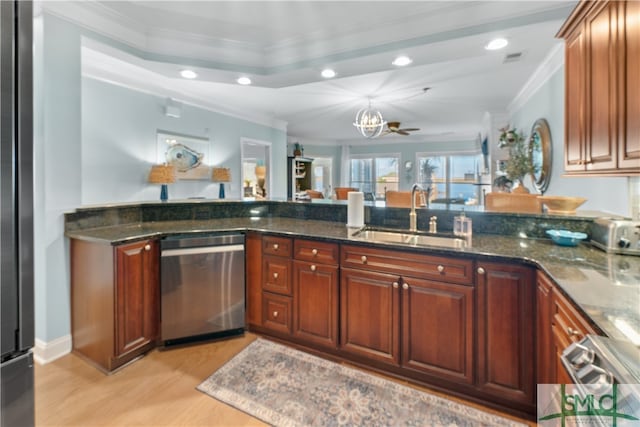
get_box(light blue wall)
[34,13,286,345]
[510,66,630,216]
[33,14,83,342]
[82,78,287,204]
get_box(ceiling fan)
[381,121,420,136]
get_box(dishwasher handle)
[161,244,244,257]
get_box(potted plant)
[293,142,302,157]
[501,128,537,193]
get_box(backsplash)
[65,200,597,239]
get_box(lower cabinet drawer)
[263,292,292,334]
[263,256,292,295]
[552,290,595,343]
[341,244,473,284]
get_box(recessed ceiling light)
[485,38,508,50]
[321,68,336,78]
[237,76,252,85]
[392,56,413,67]
[180,69,198,79]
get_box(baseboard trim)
[34,335,72,365]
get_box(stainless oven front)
[561,335,640,426]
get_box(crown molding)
[507,42,564,115]
[82,46,287,132]
[40,1,146,49]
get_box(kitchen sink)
[351,228,468,249]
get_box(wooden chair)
[334,187,358,200]
[305,190,324,199]
[385,191,424,208]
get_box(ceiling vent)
[503,52,523,63]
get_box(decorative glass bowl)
[546,229,588,246]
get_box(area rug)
[197,338,526,427]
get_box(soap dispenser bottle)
[453,210,472,245]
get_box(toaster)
[591,218,640,255]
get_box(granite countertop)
[65,217,640,347]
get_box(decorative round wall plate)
[165,144,204,172]
[404,160,413,172]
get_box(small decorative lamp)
[148,164,177,201]
[212,167,231,199]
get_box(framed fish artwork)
[156,131,211,180]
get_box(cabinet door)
[565,28,587,172]
[114,240,159,358]
[620,0,640,170]
[585,1,617,171]
[476,262,535,406]
[401,277,474,385]
[292,260,339,348]
[552,323,574,385]
[245,232,263,327]
[340,268,400,365]
[536,271,555,384]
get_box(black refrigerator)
[0,1,35,426]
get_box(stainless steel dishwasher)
[160,233,245,346]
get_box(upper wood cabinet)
[558,0,640,175]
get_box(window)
[349,155,399,199]
[417,153,482,205]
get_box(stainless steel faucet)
[409,183,423,232]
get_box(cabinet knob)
[567,327,581,337]
[310,265,317,272]
[273,243,279,250]
[402,283,409,290]
[273,311,279,318]
[392,282,399,289]
[273,272,279,279]
[361,255,367,263]
[437,265,444,273]
[311,248,318,256]
[477,267,485,275]
[144,244,151,251]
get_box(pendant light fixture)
[353,99,386,138]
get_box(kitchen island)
[65,200,639,419]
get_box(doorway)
[240,138,271,199]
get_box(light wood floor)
[35,333,534,426]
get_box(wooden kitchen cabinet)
[551,280,596,384]
[620,0,640,169]
[536,271,555,384]
[292,239,339,349]
[71,238,159,373]
[476,262,535,408]
[245,232,262,328]
[340,244,474,385]
[259,235,293,336]
[401,276,474,385]
[340,268,400,365]
[558,0,640,175]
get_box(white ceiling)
[43,0,577,144]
